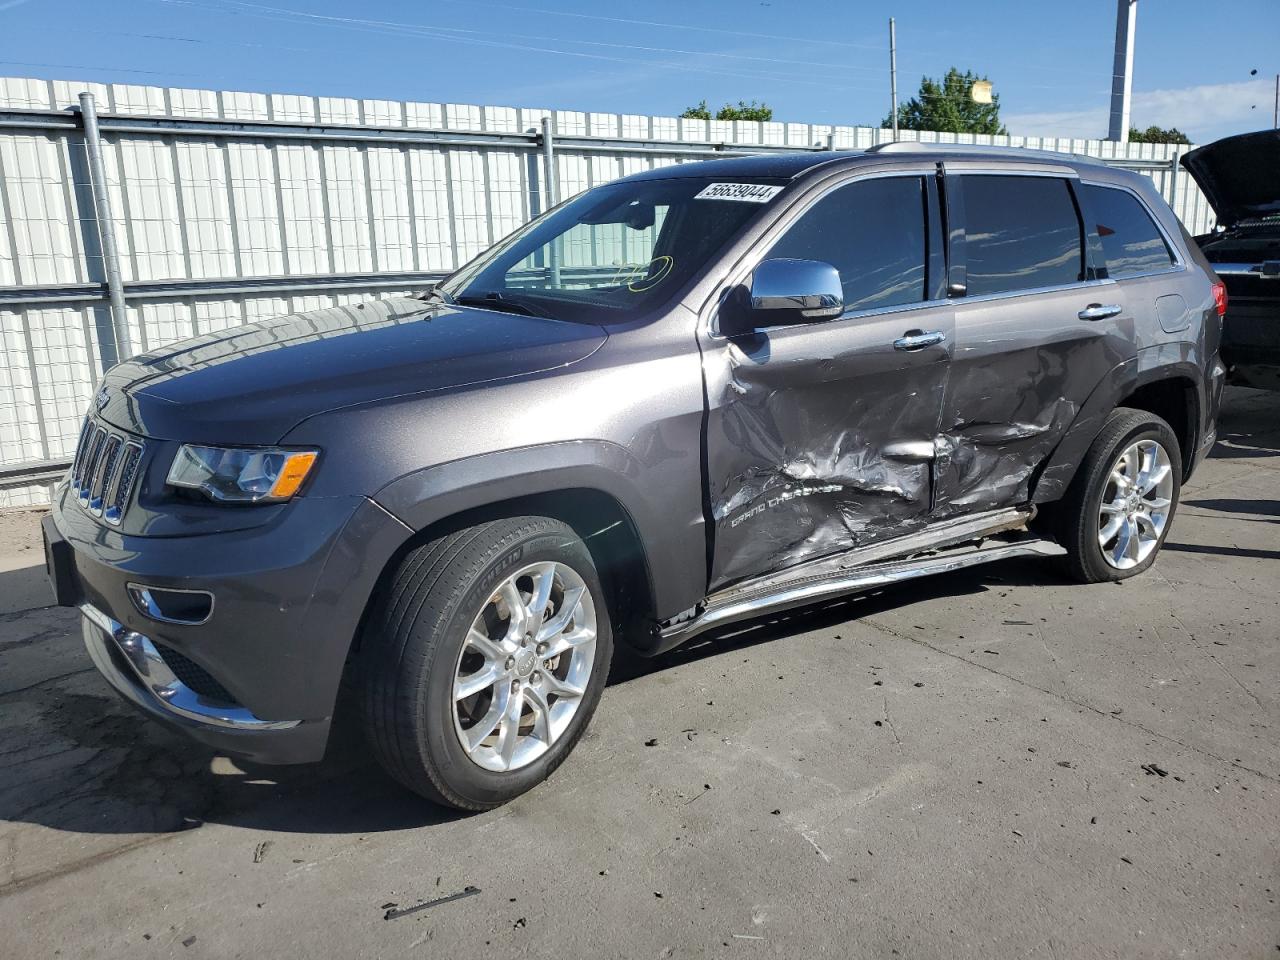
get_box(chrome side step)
[660,536,1066,645]
[726,507,1035,603]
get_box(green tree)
[681,99,774,122]
[1128,125,1191,144]
[885,67,1006,135]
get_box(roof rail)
[866,141,1104,165]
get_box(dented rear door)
[701,172,953,590]
[935,170,1135,515]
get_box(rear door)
[701,170,953,589]
[935,170,1136,515]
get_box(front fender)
[372,440,706,619]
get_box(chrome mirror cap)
[749,258,844,324]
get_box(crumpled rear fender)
[1032,347,1209,503]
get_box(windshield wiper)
[451,291,550,318]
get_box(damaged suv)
[44,144,1225,809]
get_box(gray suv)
[43,144,1225,809]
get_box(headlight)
[167,445,319,503]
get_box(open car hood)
[1181,130,1280,227]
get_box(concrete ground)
[0,389,1276,959]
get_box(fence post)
[77,91,131,364]
[540,116,560,288]
[1167,149,1181,219]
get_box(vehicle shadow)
[1181,497,1280,523]
[0,555,1038,853]
[1209,386,1280,459]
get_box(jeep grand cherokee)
[44,144,1225,809]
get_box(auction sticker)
[694,182,783,203]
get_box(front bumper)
[46,485,411,764]
[79,601,329,764]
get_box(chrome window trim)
[702,166,941,340]
[950,276,1118,309]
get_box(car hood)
[1181,130,1280,227]
[97,296,608,443]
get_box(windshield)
[436,176,786,323]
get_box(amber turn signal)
[269,452,319,499]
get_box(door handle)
[893,329,947,351]
[1077,303,1123,321]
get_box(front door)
[935,171,1136,516]
[702,173,953,590]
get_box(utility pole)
[1274,73,1278,128]
[889,17,899,142]
[1107,0,1137,142]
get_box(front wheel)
[1056,407,1182,583]
[360,516,613,810]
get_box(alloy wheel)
[1097,438,1174,570]
[451,561,597,772]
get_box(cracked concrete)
[0,388,1277,958]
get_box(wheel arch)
[1114,375,1200,479]
[1033,357,1205,503]
[351,440,704,656]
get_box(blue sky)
[2,0,1277,142]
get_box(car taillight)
[1212,280,1228,318]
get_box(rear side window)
[767,176,927,313]
[1082,184,1175,277]
[961,175,1084,296]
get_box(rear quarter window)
[1082,183,1176,278]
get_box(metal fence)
[0,75,1216,507]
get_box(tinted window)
[1083,184,1174,277]
[962,176,1084,295]
[767,177,927,312]
[439,177,776,323]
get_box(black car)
[1183,129,1280,389]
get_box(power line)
[0,58,202,77]
[150,1,1110,102]
[145,5,883,91]
[433,0,895,53]
[150,1,910,92]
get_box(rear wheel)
[360,516,613,810]
[1056,407,1182,583]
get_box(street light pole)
[889,17,899,142]
[1107,0,1138,142]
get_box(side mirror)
[721,258,844,336]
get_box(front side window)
[1082,184,1175,278]
[765,176,928,313]
[438,177,783,323]
[962,175,1084,296]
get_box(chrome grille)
[69,420,145,525]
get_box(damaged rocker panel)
[657,506,1053,647]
